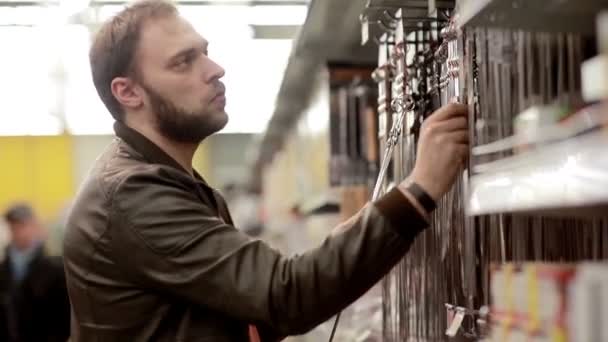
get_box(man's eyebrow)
[167,39,209,65]
[169,47,197,62]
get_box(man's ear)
[111,77,143,111]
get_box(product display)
[486,263,608,342]
[329,1,608,341]
[487,263,575,342]
[258,0,608,341]
[328,64,379,188]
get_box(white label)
[446,311,465,337]
[361,20,369,45]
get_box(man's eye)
[176,56,193,68]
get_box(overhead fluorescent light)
[250,25,300,39]
[248,5,307,25]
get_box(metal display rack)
[336,0,608,341]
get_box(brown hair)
[3,203,35,225]
[89,0,178,121]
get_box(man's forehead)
[138,15,207,57]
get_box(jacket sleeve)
[110,168,427,337]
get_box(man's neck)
[125,119,198,176]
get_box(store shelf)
[466,129,608,218]
[364,0,453,10]
[457,0,607,34]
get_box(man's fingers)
[456,143,470,165]
[453,143,470,160]
[431,103,468,121]
[436,117,468,132]
[445,130,469,144]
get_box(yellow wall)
[0,134,214,226]
[193,142,211,181]
[0,134,218,255]
[0,135,74,223]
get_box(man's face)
[8,220,40,251]
[134,14,227,143]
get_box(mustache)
[213,82,226,97]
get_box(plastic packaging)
[467,102,608,216]
[582,55,608,102]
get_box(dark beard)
[142,83,227,143]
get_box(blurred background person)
[0,203,70,342]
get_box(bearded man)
[63,1,470,341]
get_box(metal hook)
[438,9,451,21]
[444,304,490,339]
[359,12,369,23]
[361,12,396,31]
[376,19,396,33]
[383,10,398,22]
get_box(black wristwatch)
[406,182,437,212]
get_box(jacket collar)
[113,121,190,175]
[114,121,232,224]
[113,121,213,187]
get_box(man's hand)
[404,103,469,201]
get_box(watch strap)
[406,182,437,212]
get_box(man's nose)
[204,56,225,81]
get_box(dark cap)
[3,203,35,225]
